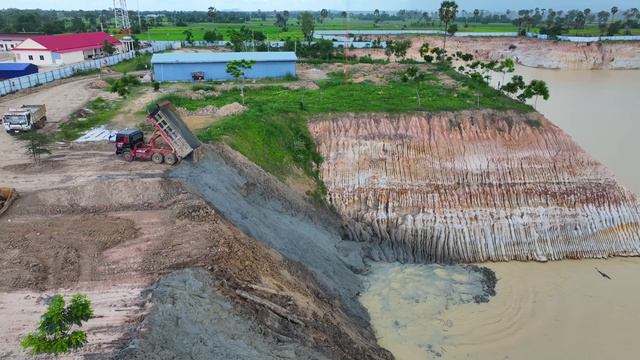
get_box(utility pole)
[137,0,142,33]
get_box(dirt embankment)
[348,36,640,70]
[172,144,377,329]
[309,111,640,263]
[1,138,389,359]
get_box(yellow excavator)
[0,188,17,217]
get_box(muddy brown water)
[510,67,640,196]
[360,68,640,360]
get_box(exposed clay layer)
[309,111,640,263]
[349,37,640,70]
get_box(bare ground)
[0,78,389,359]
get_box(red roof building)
[11,32,123,66]
[0,33,40,51]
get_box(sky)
[7,0,637,12]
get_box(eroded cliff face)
[309,111,640,263]
[352,37,640,70]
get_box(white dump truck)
[2,105,47,134]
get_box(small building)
[0,33,40,52]
[0,63,38,79]
[151,52,297,82]
[11,32,123,66]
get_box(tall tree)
[207,7,217,22]
[226,60,255,105]
[401,66,427,108]
[300,12,315,44]
[183,29,193,44]
[438,1,458,54]
[473,9,480,23]
[611,6,619,22]
[320,9,328,23]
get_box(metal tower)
[113,0,131,34]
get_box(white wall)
[60,51,86,65]
[16,50,54,66]
[0,40,22,52]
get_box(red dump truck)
[115,102,200,165]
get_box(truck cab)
[115,129,145,154]
[3,105,46,134]
[3,110,32,133]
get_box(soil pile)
[171,144,374,327]
[309,111,640,263]
[115,269,331,360]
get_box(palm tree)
[320,9,329,23]
[473,9,480,23]
[611,6,618,22]
[438,0,458,53]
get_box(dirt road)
[0,77,109,167]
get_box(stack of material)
[309,110,640,263]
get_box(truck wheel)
[164,153,177,165]
[152,153,164,164]
[123,152,135,162]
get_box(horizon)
[4,0,639,12]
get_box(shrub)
[21,294,93,355]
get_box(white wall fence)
[183,39,385,49]
[528,33,640,42]
[0,41,177,97]
[314,30,640,42]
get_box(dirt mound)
[89,79,110,89]
[287,81,320,90]
[189,89,219,100]
[115,269,331,360]
[216,102,247,117]
[174,199,216,222]
[178,103,247,117]
[297,66,329,80]
[179,105,218,116]
[171,144,372,327]
[12,178,184,215]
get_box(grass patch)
[111,52,152,73]
[71,68,100,77]
[154,63,532,197]
[55,97,121,141]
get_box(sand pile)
[89,79,109,89]
[178,103,247,118]
[287,81,320,90]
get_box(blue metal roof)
[151,52,297,64]
[0,63,36,70]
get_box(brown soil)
[0,80,389,359]
[310,111,640,263]
[346,36,640,70]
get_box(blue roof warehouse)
[151,52,297,82]
[0,63,38,80]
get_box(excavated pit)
[309,110,640,263]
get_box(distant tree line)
[1,6,637,38]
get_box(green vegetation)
[154,63,531,196]
[226,59,256,105]
[17,132,51,163]
[55,97,121,141]
[111,52,152,73]
[109,74,142,97]
[21,294,93,355]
